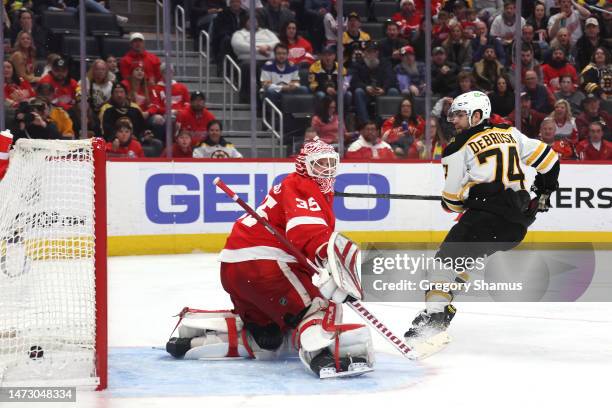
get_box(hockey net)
[0,138,107,389]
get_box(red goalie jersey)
[0,131,13,181]
[219,141,339,273]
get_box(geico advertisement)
[106,161,612,237]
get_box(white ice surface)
[33,253,612,407]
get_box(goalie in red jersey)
[166,139,374,378]
[0,130,13,181]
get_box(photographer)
[13,99,62,142]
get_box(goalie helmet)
[295,138,339,194]
[447,91,491,128]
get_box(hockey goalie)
[166,139,375,378]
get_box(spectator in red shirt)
[310,96,341,145]
[106,119,145,158]
[161,129,193,158]
[345,121,397,160]
[541,47,578,93]
[576,95,611,141]
[156,63,190,117]
[279,20,315,67]
[432,10,452,46]
[4,60,35,109]
[507,92,546,138]
[119,32,162,84]
[122,61,162,119]
[539,117,575,160]
[381,97,425,158]
[392,0,423,39]
[576,121,612,160]
[176,91,217,146]
[38,58,78,112]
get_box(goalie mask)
[295,138,339,194]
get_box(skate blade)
[319,362,374,379]
[406,331,452,360]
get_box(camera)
[16,101,46,126]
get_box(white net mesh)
[0,139,100,387]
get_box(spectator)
[379,20,406,67]
[539,116,575,159]
[38,57,78,112]
[489,74,515,117]
[189,0,225,49]
[431,46,459,96]
[162,129,193,158]
[432,10,452,46]
[322,1,338,47]
[473,0,503,24]
[311,96,346,145]
[193,120,243,158]
[231,16,279,62]
[471,20,506,66]
[442,22,473,69]
[517,24,548,63]
[549,27,573,60]
[554,74,585,115]
[395,45,426,96]
[381,97,425,158]
[279,20,315,67]
[490,0,525,50]
[41,53,61,78]
[13,98,62,142]
[4,60,35,109]
[511,44,543,84]
[507,92,546,137]
[548,99,578,142]
[120,33,162,84]
[576,121,612,160]
[77,59,114,117]
[573,18,604,72]
[474,45,505,92]
[392,0,423,39]
[429,117,450,160]
[580,47,611,96]
[575,95,611,141]
[239,0,263,9]
[260,43,308,107]
[10,31,39,83]
[350,42,400,124]
[526,2,549,44]
[106,55,122,83]
[541,47,578,93]
[176,91,217,146]
[106,119,145,158]
[308,45,350,105]
[523,69,555,114]
[303,0,331,52]
[211,0,246,71]
[547,0,591,46]
[10,9,49,57]
[140,128,164,157]
[122,61,165,141]
[432,96,456,139]
[256,0,295,34]
[99,82,146,141]
[156,63,190,117]
[345,121,397,159]
[342,12,370,48]
[598,3,612,47]
[35,84,74,139]
[451,70,479,98]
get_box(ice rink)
[42,253,612,407]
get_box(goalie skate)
[319,362,374,379]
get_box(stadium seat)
[61,35,100,58]
[86,13,122,37]
[42,11,80,36]
[361,22,385,40]
[376,95,404,119]
[281,94,316,118]
[344,1,369,20]
[100,37,131,58]
[412,96,440,117]
[373,2,399,22]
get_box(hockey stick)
[335,191,442,201]
[213,177,418,360]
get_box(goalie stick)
[335,191,442,200]
[214,177,424,360]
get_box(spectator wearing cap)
[489,75,515,117]
[554,74,585,114]
[342,12,370,48]
[381,97,425,158]
[106,119,145,159]
[575,95,611,141]
[99,82,146,141]
[431,46,459,96]
[279,20,315,67]
[38,58,78,112]
[507,92,546,137]
[350,41,399,124]
[395,45,426,96]
[548,0,591,47]
[541,47,578,93]
[471,20,506,66]
[539,117,575,160]
[379,21,407,67]
[231,16,279,62]
[473,45,504,92]
[576,121,612,160]
[36,83,75,139]
[392,0,423,39]
[193,120,243,158]
[345,121,397,160]
[161,129,193,158]
[211,0,247,71]
[4,60,35,109]
[308,45,351,106]
[176,91,217,146]
[573,18,604,72]
[522,69,555,114]
[120,33,162,84]
[10,9,49,58]
[442,22,472,69]
[490,0,526,53]
[580,47,610,96]
[10,31,40,84]
[155,63,190,117]
[256,0,295,35]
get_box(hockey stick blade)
[406,332,452,359]
[335,191,442,201]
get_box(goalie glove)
[317,265,352,304]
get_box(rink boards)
[105,159,612,255]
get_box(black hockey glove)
[531,173,557,213]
